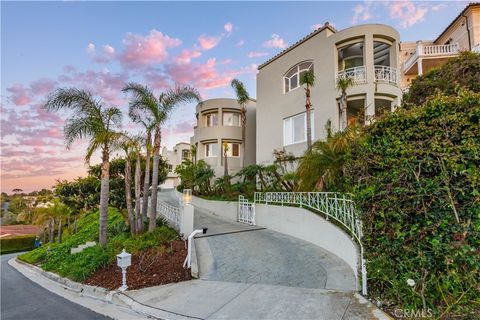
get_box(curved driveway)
[159,191,356,291]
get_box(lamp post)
[116,249,131,291]
[183,189,192,205]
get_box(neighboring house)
[400,3,480,88]
[160,142,191,189]
[256,23,402,165]
[190,98,256,177]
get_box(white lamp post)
[116,249,131,291]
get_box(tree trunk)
[224,146,229,177]
[149,127,161,232]
[305,84,312,148]
[341,91,348,131]
[99,147,110,247]
[125,156,135,236]
[241,106,247,168]
[134,153,142,234]
[142,130,152,225]
[57,217,62,243]
[49,217,54,243]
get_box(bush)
[19,208,178,281]
[1,235,36,254]
[345,91,480,317]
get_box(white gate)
[238,195,255,225]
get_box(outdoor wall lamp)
[116,248,132,291]
[183,189,192,205]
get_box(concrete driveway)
[159,191,356,291]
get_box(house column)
[364,34,375,123]
[365,92,375,124]
[217,138,222,167]
[416,40,424,76]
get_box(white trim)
[283,61,313,94]
[283,110,315,146]
[205,142,218,158]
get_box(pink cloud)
[224,22,233,34]
[351,2,374,25]
[197,35,221,51]
[235,40,245,47]
[263,34,288,49]
[143,69,170,90]
[387,1,428,28]
[119,29,182,68]
[247,51,269,58]
[175,49,202,63]
[171,121,194,135]
[7,84,31,106]
[87,43,116,63]
[29,78,57,96]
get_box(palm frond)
[44,88,102,118]
[336,77,354,91]
[300,70,315,87]
[231,79,250,106]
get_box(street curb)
[354,293,394,320]
[11,258,197,320]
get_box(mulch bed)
[83,240,192,290]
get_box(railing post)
[180,202,194,240]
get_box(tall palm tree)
[223,142,229,178]
[336,77,354,131]
[44,88,122,246]
[231,79,250,167]
[123,83,200,232]
[190,145,197,165]
[300,70,315,148]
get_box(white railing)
[374,66,399,85]
[423,43,459,55]
[254,192,362,241]
[404,43,459,72]
[156,199,181,229]
[336,66,366,84]
[238,195,255,225]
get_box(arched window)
[284,61,313,93]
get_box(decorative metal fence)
[238,195,256,225]
[156,199,181,229]
[336,66,367,84]
[254,191,367,295]
[254,192,362,241]
[374,66,399,85]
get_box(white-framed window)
[205,143,218,157]
[205,113,218,127]
[168,164,173,172]
[283,111,314,146]
[223,112,240,127]
[284,61,313,93]
[223,142,240,157]
[181,149,190,161]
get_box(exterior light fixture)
[116,249,132,291]
[183,189,192,205]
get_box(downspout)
[463,15,472,51]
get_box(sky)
[0,0,470,193]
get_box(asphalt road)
[1,253,108,320]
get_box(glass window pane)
[284,77,290,92]
[223,113,233,126]
[283,118,292,145]
[299,62,312,70]
[293,114,305,143]
[232,143,239,157]
[211,143,218,156]
[286,67,297,78]
[290,74,298,89]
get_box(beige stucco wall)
[161,142,190,189]
[191,98,256,177]
[256,24,402,165]
[435,6,480,49]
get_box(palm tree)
[231,79,250,167]
[44,88,122,246]
[223,142,229,177]
[300,70,315,149]
[336,77,354,131]
[190,145,197,165]
[116,133,143,235]
[123,83,200,232]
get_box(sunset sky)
[1,1,469,193]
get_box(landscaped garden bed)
[18,208,191,290]
[84,240,191,290]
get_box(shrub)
[1,235,36,254]
[19,208,178,281]
[345,91,480,317]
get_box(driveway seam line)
[340,295,353,320]
[203,283,254,319]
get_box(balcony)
[336,66,366,84]
[336,65,399,86]
[374,66,399,85]
[404,42,459,75]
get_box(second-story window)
[181,149,190,161]
[284,61,313,93]
[223,112,240,126]
[205,112,218,127]
[205,143,218,157]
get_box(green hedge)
[1,235,36,254]
[346,91,480,318]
